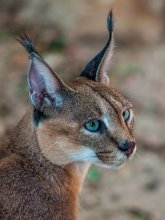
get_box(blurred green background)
[0,0,165,219]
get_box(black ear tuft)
[17,34,40,58]
[18,34,74,111]
[107,10,114,36]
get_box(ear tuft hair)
[107,10,114,35]
[17,34,40,58]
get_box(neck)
[8,107,90,191]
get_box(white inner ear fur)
[33,58,59,93]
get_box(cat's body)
[0,12,136,220]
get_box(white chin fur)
[94,162,125,169]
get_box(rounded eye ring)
[122,109,131,122]
[84,120,100,132]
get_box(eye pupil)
[90,122,95,127]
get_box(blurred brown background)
[0,0,165,219]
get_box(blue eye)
[122,109,130,122]
[85,120,100,132]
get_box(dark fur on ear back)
[80,10,114,81]
[17,34,40,58]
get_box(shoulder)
[0,154,75,219]
[0,153,34,186]
[0,154,52,218]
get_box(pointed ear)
[81,10,114,86]
[18,34,72,110]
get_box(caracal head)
[18,11,136,169]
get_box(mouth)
[96,146,136,168]
[96,150,126,165]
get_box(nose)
[118,140,136,157]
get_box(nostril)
[118,140,136,152]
